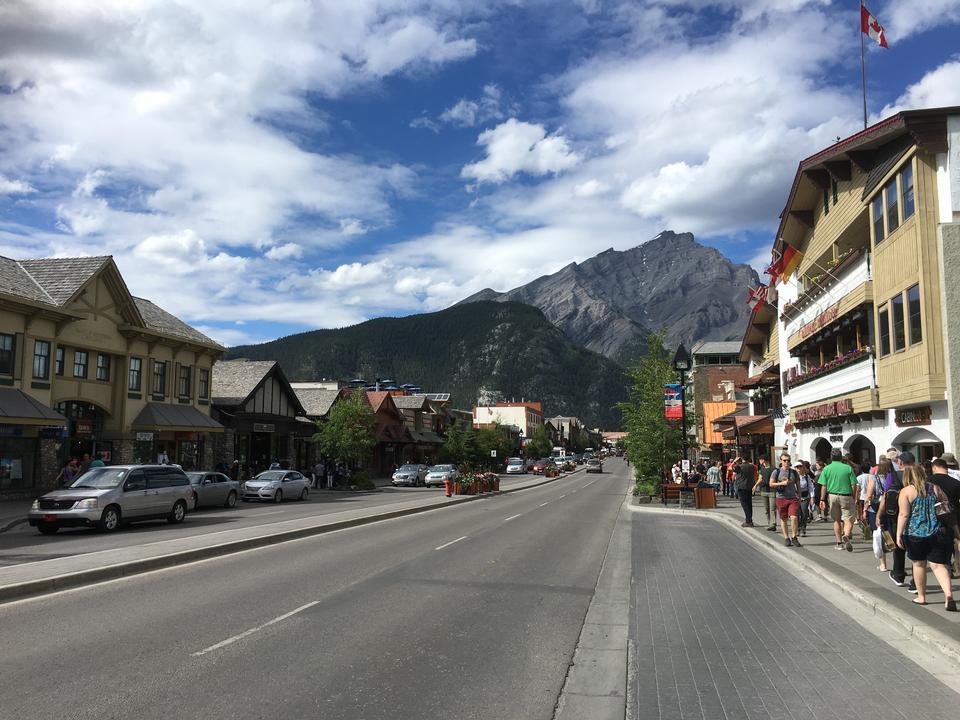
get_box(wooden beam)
[846,150,875,172]
[824,160,852,181]
[803,168,831,190]
[789,210,814,228]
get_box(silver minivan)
[28,465,193,534]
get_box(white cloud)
[461,119,582,184]
[265,243,303,261]
[439,84,505,127]
[879,60,960,117]
[0,176,34,194]
[339,218,367,236]
[573,179,610,197]
[880,0,960,41]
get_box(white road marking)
[538,502,550,507]
[434,535,468,550]
[192,600,319,657]
[502,513,522,523]
[559,494,567,499]
[582,480,596,488]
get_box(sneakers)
[889,571,906,587]
[834,543,844,550]
[767,525,778,532]
[791,537,802,547]
[908,582,918,594]
[784,538,792,547]
[741,521,755,527]
[843,536,853,552]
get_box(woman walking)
[797,462,815,538]
[896,465,957,610]
[867,457,895,572]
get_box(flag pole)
[860,1,868,129]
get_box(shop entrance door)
[250,432,273,473]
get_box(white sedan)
[424,464,459,488]
[391,464,428,487]
[505,458,526,475]
[241,470,310,503]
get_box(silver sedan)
[186,472,240,510]
[241,470,310,503]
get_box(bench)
[660,483,695,506]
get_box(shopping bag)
[872,527,883,558]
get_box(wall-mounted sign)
[136,432,154,441]
[253,423,275,433]
[39,426,66,439]
[800,304,840,339]
[74,420,94,437]
[794,398,854,422]
[896,406,932,427]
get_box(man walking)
[818,447,859,551]
[706,460,722,492]
[930,458,960,576]
[735,456,757,527]
[752,457,776,531]
[770,453,802,547]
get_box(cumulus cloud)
[461,119,582,184]
[439,84,505,127]
[879,60,960,117]
[265,243,304,261]
[881,0,960,41]
[0,175,35,194]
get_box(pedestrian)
[867,457,897,573]
[722,459,735,497]
[671,462,682,483]
[938,452,960,481]
[157,447,170,465]
[326,463,335,489]
[734,456,757,527]
[229,459,240,482]
[706,460,723,492]
[796,462,815,537]
[929,458,960,577]
[78,452,92,475]
[752,457,777,532]
[770,453,802,546]
[89,452,105,469]
[817,447,859,552]
[55,458,79,487]
[896,464,957,611]
[856,462,872,531]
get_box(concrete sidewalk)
[631,492,960,664]
[0,470,577,604]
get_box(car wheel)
[192,492,200,511]
[274,490,283,504]
[97,505,121,533]
[225,491,237,508]
[299,488,308,501]
[37,523,59,535]
[168,500,187,524]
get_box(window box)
[786,347,872,389]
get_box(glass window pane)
[872,195,885,243]
[878,307,890,357]
[55,347,64,376]
[128,357,142,391]
[73,350,87,378]
[892,294,905,351]
[908,284,922,345]
[901,164,915,220]
[32,340,49,379]
[885,178,899,234]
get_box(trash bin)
[694,486,717,509]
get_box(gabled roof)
[294,387,342,418]
[691,341,742,355]
[393,395,431,411]
[211,360,279,405]
[17,256,111,305]
[133,297,219,347]
[0,257,55,305]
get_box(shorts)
[905,532,953,565]
[828,494,855,522]
[776,497,800,519]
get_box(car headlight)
[31,500,39,511]
[75,498,98,509]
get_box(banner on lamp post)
[664,383,682,420]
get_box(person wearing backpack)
[896,464,957,611]
[930,458,960,577]
[867,457,897,573]
[769,453,802,546]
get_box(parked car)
[531,458,556,475]
[505,457,526,475]
[241,470,310,503]
[392,464,428,487]
[424,464,459,487]
[585,458,603,473]
[186,471,240,510]
[28,465,192,534]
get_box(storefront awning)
[720,414,773,439]
[0,388,67,426]
[412,430,444,445]
[130,403,224,433]
[739,372,779,390]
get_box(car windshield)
[397,465,419,472]
[254,471,285,481]
[69,468,128,489]
[507,458,522,464]
[429,465,453,472]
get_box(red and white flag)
[861,4,888,48]
[746,284,768,312]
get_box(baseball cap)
[899,450,916,464]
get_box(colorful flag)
[781,245,803,281]
[664,383,682,420]
[861,4,888,48]
[746,284,768,312]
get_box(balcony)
[786,353,874,408]
[782,248,871,335]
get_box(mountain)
[226,301,628,429]
[458,231,759,365]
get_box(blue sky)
[1,0,959,347]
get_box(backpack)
[906,483,941,538]
[882,473,902,517]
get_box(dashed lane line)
[434,535,468,551]
[538,502,550,507]
[192,600,320,657]
[502,514,523,523]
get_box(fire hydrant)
[444,478,452,497]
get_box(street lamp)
[672,343,691,463]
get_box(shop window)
[900,164,914,221]
[178,365,192,398]
[55,347,64,376]
[0,437,36,490]
[153,360,166,395]
[891,294,906,352]
[32,340,50,380]
[129,357,142,392]
[199,368,209,399]
[73,350,88,378]
[0,333,14,376]
[96,354,111,381]
[872,194,885,244]
[878,306,890,357]
[907,284,922,345]
[885,177,899,234]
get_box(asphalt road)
[0,473,546,567]
[0,462,631,720]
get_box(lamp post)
[672,343,691,463]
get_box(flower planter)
[633,494,653,505]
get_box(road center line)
[538,502,550,507]
[192,600,319,657]
[502,513,522,522]
[435,535,468,550]
[559,494,567,499]
[582,480,596,488]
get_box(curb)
[0,470,577,605]
[628,502,960,668]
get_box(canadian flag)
[861,4,888,48]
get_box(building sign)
[896,406,932,427]
[74,420,94,437]
[800,304,839,339]
[136,432,154,441]
[794,398,854,422]
[664,384,682,420]
[253,423,275,433]
[39,426,66,439]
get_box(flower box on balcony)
[786,348,872,389]
[781,248,865,319]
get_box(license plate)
[43,514,57,522]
